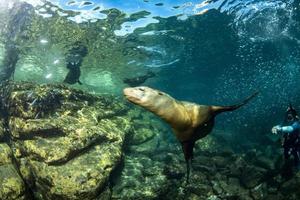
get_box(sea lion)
[123,71,156,87]
[123,86,258,183]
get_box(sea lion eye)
[139,88,145,91]
[158,92,163,95]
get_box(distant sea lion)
[123,71,155,87]
[123,86,258,183]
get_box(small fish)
[80,1,93,7]
[155,3,164,6]
[123,71,156,87]
[93,6,101,11]
[67,1,76,6]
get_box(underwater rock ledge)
[0,81,131,200]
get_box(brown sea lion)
[123,86,258,183]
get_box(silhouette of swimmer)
[63,42,88,85]
[123,71,155,87]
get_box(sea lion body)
[124,87,216,142]
[123,86,258,183]
[175,102,214,142]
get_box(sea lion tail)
[212,91,259,115]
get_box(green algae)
[1,81,132,200]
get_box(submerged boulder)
[0,143,28,200]
[111,154,168,199]
[0,119,4,141]
[1,82,131,200]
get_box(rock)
[193,154,217,174]
[0,143,13,165]
[250,183,268,200]
[227,156,247,177]
[195,134,232,153]
[0,143,28,200]
[266,174,283,191]
[126,109,166,146]
[207,195,221,200]
[0,120,4,140]
[240,165,268,189]
[264,194,285,200]
[211,176,251,199]
[211,156,229,168]
[280,172,300,198]
[0,164,27,200]
[255,155,276,171]
[244,149,276,171]
[4,82,131,200]
[111,154,168,199]
[127,126,156,146]
[189,181,212,194]
[163,153,185,180]
[128,134,160,155]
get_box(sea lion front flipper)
[181,140,195,184]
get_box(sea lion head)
[123,86,171,112]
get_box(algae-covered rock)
[195,131,233,153]
[0,164,27,200]
[250,183,268,200]
[0,143,13,165]
[4,82,130,200]
[111,154,168,199]
[240,165,267,189]
[0,143,27,200]
[125,108,167,146]
[0,120,4,141]
[127,127,156,146]
[280,172,300,198]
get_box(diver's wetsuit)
[276,121,300,167]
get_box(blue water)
[1,0,300,199]
[0,0,299,139]
[0,0,298,141]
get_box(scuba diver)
[272,104,300,170]
[63,42,88,85]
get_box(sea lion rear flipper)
[212,91,259,115]
[181,140,195,184]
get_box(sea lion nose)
[123,88,129,95]
[123,88,133,97]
